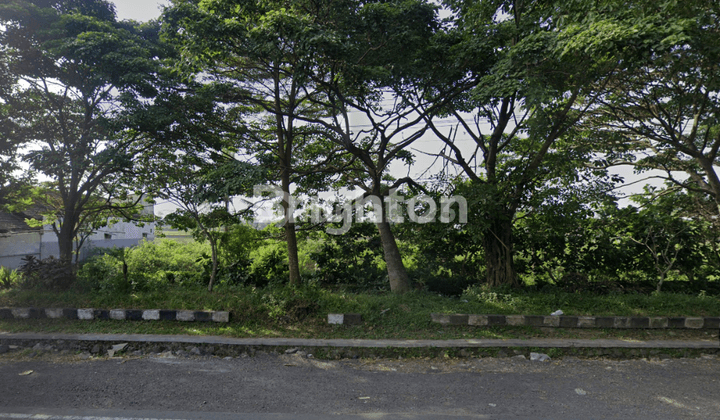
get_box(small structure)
[0,202,155,269]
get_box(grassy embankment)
[1,284,718,342]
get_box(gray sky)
[113,0,168,22]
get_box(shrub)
[0,266,21,289]
[76,248,135,294]
[248,242,289,287]
[462,284,516,305]
[77,239,211,293]
[125,239,209,277]
[17,255,75,291]
[309,224,387,291]
[216,224,262,286]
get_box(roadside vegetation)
[1,1,719,342]
[1,233,718,341]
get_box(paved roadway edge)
[0,332,718,349]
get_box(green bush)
[77,239,211,293]
[248,242,289,287]
[0,266,21,289]
[308,224,387,291]
[75,250,125,293]
[125,239,209,277]
[216,224,262,286]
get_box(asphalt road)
[1,352,719,419]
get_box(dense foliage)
[1,0,720,298]
[0,0,166,263]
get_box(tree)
[637,187,709,287]
[162,0,350,286]
[420,0,681,287]
[0,0,164,264]
[615,189,699,293]
[0,48,26,206]
[165,0,463,293]
[586,0,720,217]
[142,150,263,292]
[513,174,619,285]
[291,0,461,293]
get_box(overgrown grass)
[4,283,717,316]
[1,283,718,341]
[460,285,720,317]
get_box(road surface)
[1,351,718,419]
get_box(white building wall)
[2,222,156,269]
[0,232,42,269]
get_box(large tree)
[287,0,462,293]
[0,0,164,264]
[585,0,720,217]
[0,45,25,206]
[420,0,680,287]
[163,0,350,286]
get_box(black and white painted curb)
[327,313,363,325]
[0,308,230,323]
[431,313,720,329]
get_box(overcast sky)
[113,0,168,22]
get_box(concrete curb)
[327,313,363,325]
[1,332,717,349]
[0,308,229,323]
[432,313,720,330]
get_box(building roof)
[0,207,43,236]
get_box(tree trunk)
[57,200,81,266]
[376,220,411,293]
[656,270,666,293]
[483,216,518,288]
[207,235,218,292]
[281,174,301,286]
[57,225,75,265]
[195,216,219,292]
[285,220,301,286]
[274,66,301,287]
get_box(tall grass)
[2,281,718,317]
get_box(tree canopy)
[0,0,166,263]
[2,0,719,294]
